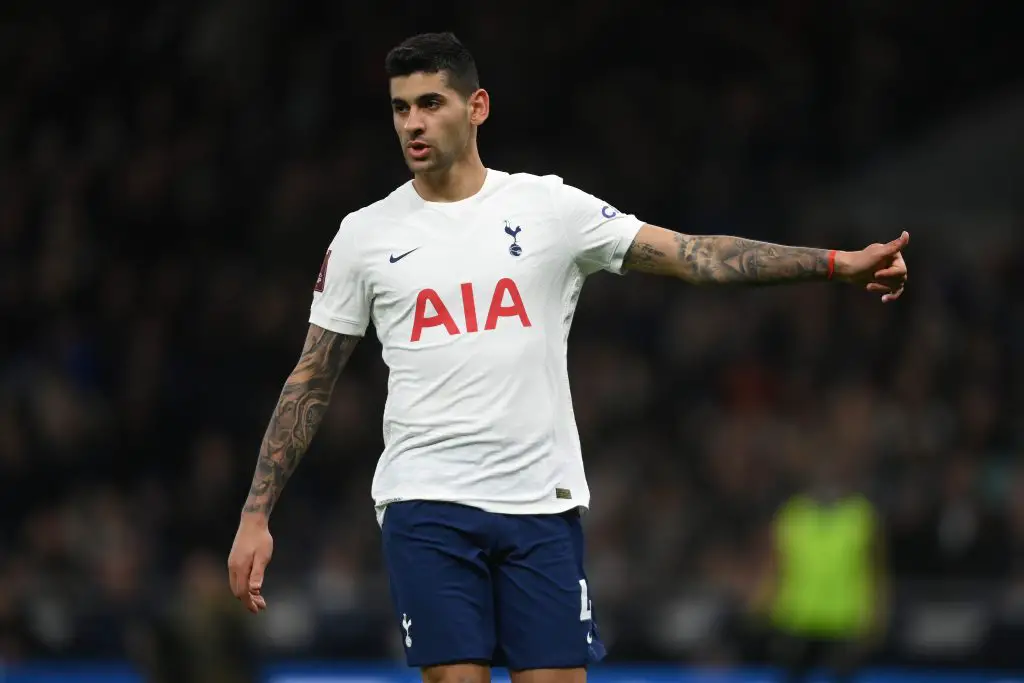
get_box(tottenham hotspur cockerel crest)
[504,220,522,257]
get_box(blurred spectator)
[754,452,887,683]
[136,550,256,683]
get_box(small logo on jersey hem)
[504,221,523,257]
[401,613,413,648]
[555,488,573,500]
[390,248,420,263]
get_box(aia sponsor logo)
[411,278,531,341]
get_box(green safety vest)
[771,493,877,638]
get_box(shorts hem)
[506,663,590,672]
[408,657,492,669]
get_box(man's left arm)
[622,224,909,301]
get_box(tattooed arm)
[622,224,909,298]
[241,324,360,519]
[622,224,831,284]
[229,323,359,613]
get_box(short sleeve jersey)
[310,170,644,515]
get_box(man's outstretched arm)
[242,323,360,518]
[622,224,909,300]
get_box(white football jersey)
[309,170,644,516]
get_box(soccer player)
[227,32,908,683]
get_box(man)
[227,32,909,683]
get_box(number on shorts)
[579,579,592,621]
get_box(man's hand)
[227,514,274,614]
[834,231,910,302]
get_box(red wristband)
[827,250,837,280]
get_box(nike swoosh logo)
[389,248,420,263]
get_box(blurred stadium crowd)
[1,0,1022,678]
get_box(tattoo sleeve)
[242,325,359,518]
[622,225,831,285]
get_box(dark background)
[2,0,1023,676]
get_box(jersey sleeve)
[551,177,645,276]
[308,215,370,336]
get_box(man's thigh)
[381,501,496,668]
[509,668,586,683]
[494,509,605,672]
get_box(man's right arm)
[241,323,360,520]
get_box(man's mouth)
[407,141,430,159]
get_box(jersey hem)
[308,309,367,336]
[373,492,589,517]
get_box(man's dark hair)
[385,32,480,98]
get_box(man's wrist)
[831,250,853,281]
[240,508,271,526]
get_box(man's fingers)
[883,231,910,254]
[229,551,256,599]
[249,571,265,595]
[228,564,248,599]
[882,287,905,303]
[244,594,260,614]
[241,592,266,615]
[249,555,268,595]
[864,233,907,301]
[874,265,906,279]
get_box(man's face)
[390,71,481,173]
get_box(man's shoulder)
[496,169,564,191]
[494,171,603,209]
[345,181,417,227]
[485,170,567,211]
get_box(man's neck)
[413,156,488,203]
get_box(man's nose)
[404,108,425,135]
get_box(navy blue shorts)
[380,500,606,670]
